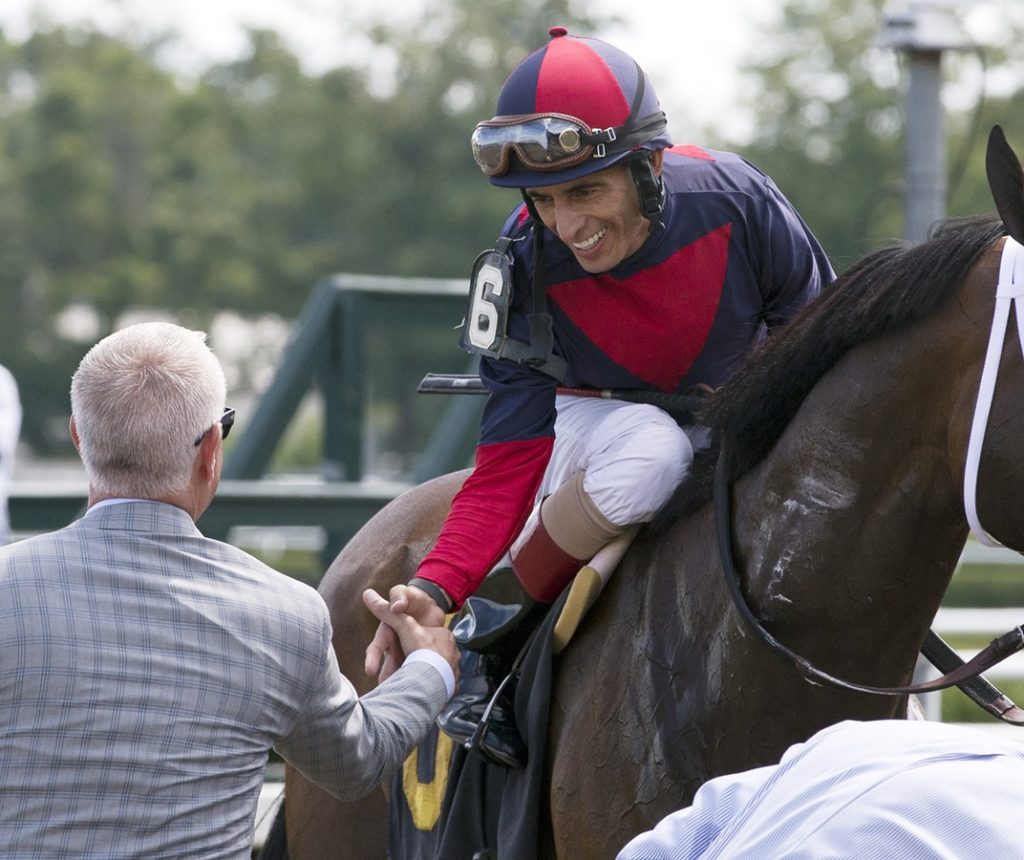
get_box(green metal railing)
[8,479,407,545]
[10,273,483,560]
[225,272,479,484]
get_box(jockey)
[366,26,834,766]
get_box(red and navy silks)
[416,146,835,606]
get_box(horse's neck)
[734,321,971,639]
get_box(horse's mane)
[655,215,1007,527]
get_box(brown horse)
[276,131,1024,858]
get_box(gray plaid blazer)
[0,500,448,858]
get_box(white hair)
[70,322,227,499]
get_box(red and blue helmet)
[471,27,672,188]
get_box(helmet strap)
[628,155,665,225]
[520,190,542,226]
[522,192,547,311]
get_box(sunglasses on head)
[193,407,235,447]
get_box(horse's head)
[948,127,1024,554]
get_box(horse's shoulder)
[392,469,470,518]
[319,469,471,616]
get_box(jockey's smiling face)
[525,150,664,274]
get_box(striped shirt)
[617,719,1024,859]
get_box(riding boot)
[437,508,584,766]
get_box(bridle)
[965,236,1024,545]
[714,235,1024,724]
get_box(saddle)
[389,595,567,859]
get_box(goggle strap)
[577,112,665,159]
[583,113,667,162]
[579,126,615,146]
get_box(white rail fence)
[917,539,1024,740]
[254,779,284,853]
[919,607,1024,734]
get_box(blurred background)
[1,0,1024,725]
[0,0,1020,463]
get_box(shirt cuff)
[405,648,456,699]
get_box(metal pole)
[904,49,946,241]
[879,1,974,242]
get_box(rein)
[714,437,1024,713]
[713,237,1024,721]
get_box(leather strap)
[921,629,1024,724]
[714,435,1024,706]
[964,236,1024,546]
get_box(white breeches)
[537,394,700,527]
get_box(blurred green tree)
[0,28,191,450]
[0,1,596,455]
[2,0,1022,461]
[722,0,1024,271]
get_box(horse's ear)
[986,124,1024,245]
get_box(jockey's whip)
[417,373,705,416]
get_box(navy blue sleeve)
[757,178,835,328]
[478,355,558,444]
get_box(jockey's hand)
[363,584,450,683]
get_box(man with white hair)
[0,321,459,859]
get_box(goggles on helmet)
[471,111,667,178]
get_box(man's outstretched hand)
[363,585,454,683]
